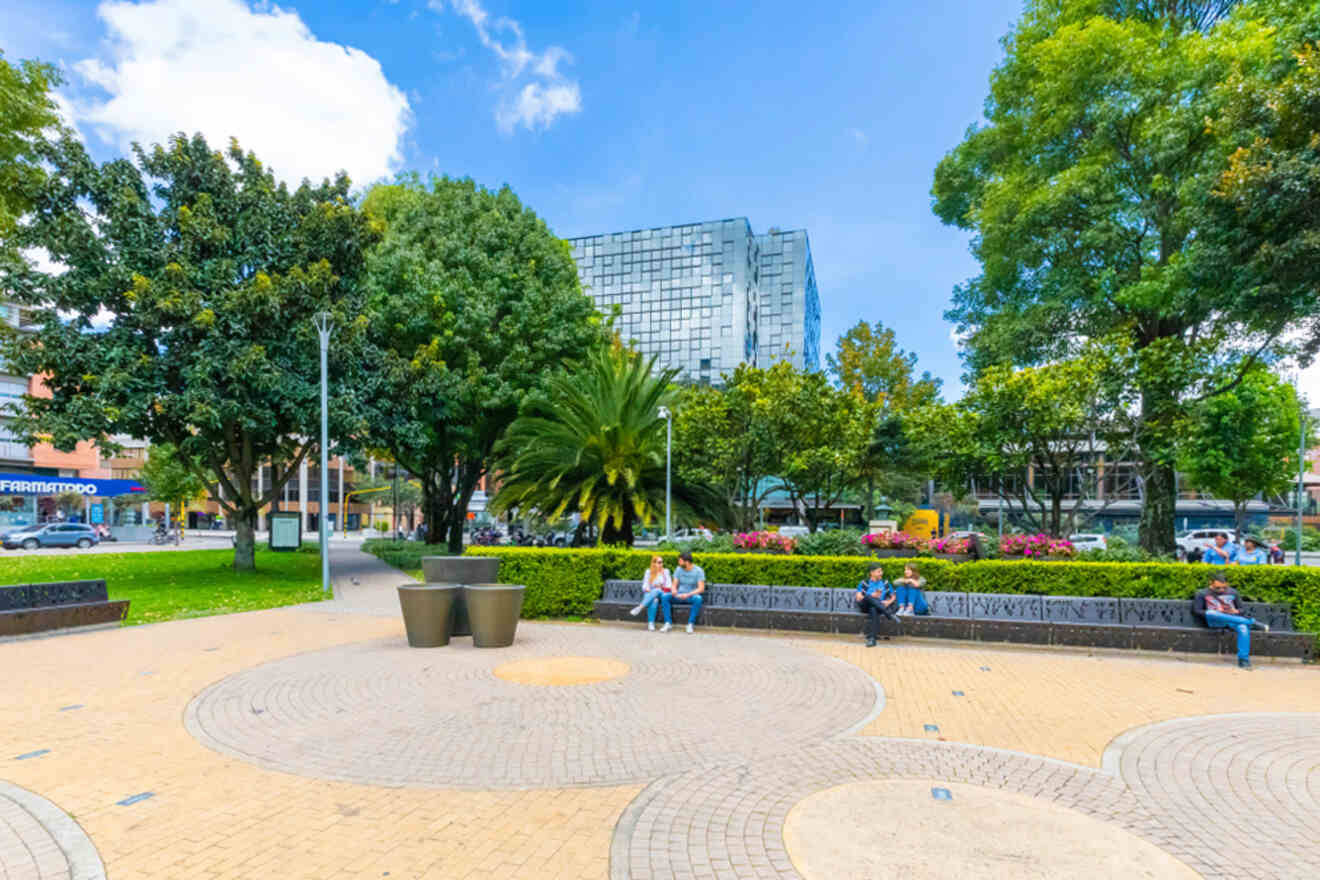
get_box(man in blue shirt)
[1202,533,1237,566]
[661,550,705,633]
[855,564,898,648]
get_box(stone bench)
[0,580,130,638]
[593,581,1314,660]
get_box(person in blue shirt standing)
[855,564,899,647]
[1202,533,1237,566]
[1236,536,1268,566]
[661,550,705,633]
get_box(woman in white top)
[630,555,673,631]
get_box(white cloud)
[433,0,582,132]
[72,0,411,187]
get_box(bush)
[455,546,1320,640]
[795,528,867,557]
[733,530,797,553]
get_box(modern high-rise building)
[566,217,821,382]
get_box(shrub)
[862,531,928,551]
[453,546,1320,642]
[794,528,867,557]
[733,531,796,553]
[928,536,970,555]
[999,534,1076,558]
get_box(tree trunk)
[1137,378,1179,555]
[1234,500,1246,541]
[601,512,634,546]
[1139,463,1177,554]
[233,509,257,572]
[1050,492,1063,538]
[421,472,453,548]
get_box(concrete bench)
[0,580,130,638]
[593,581,1314,660]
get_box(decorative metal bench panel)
[0,580,129,637]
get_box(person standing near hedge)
[1193,573,1269,669]
[892,564,929,616]
[630,555,674,631]
[1203,533,1238,566]
[1236,536,1267,566]
[855,564,899,647]
[661,550,705,633]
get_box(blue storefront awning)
[0,472,147,497]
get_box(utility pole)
[658,406,672,538]
[314,313,332,596]
[1297,374,1307,567]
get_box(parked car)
[659,527,715,543]
[1174,529,1235,561]
[1,522,100,550]
[774,525,810,538]
[1068,533,1108,552]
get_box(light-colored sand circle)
[783,779,1199,880]
[493,655,630,686]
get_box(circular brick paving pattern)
[608,738,1179,880]
[184,624,877,789]
[492,655,631,686]
[784,780,1198,879]
[1110,713,1320,880]
[0,781,104,880]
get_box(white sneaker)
[660,622,672,633]
[686,622,694,633]
[629,604,644,616]
[647,622,655,631]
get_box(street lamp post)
[658,406,672,539]
[1296,374,1307,567]
[314,312,333,596]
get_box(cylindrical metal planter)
[420,557,501,637]
[397,584,460,648]
[464,583,526,648]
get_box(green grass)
[1,547,328,626]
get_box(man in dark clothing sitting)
[855,564,899,648]
[1193,574,1270,669]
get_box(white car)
[1068,533,1108,552]
[774,525,810,538]
[660,528,715,543]
[1174,529,1235,560]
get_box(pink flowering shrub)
[999,534,1076,558]
[862,531,929,551]
[733,531,796,554]
[928,537,970,554]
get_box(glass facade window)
[568,218,822,380]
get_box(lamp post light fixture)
[1295,373,1307,567]
[314,312,333,596]
[658,406,672,540]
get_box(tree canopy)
[1,133,377,569]
[931,0,1320,551]
[0,52,63,268]
[828,319,941,410]
[358,175,601,552]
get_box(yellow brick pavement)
[807,638,1320,767]
[0,609,636,880]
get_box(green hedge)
[459,547,1320,639]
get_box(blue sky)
[3,0,1029,396]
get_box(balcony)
[0,439,33,462]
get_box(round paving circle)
[1111,712,1320,879]
[784,780,1198,880]
[492,655,630,686]
[0,780,105,880]
[184,624,877,789]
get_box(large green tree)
[493,346,710,546]
[828,320,941,410]
[0,133,377,569]
[932,0,1320,553]
[358,176,600,553]
[0,52,63,268]
[137,442,211,515]
[1179,368,1310,536]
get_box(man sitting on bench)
[1193,573,1269,670]
[855,564,899,648]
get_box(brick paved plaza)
[2,546,1318,879]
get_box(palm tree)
[492,346,712,546]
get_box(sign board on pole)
[90,503,104,525]
[269,511,302,552]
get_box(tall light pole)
[314,312,333,596]
[658,406,672,539]
[1296,374,1307,567]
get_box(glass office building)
[566,218,821,382]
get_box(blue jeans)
[636,588,666,623]
[661,592,703,625]
[895,585,928,614]
[1205,610,1257,661]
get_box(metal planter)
[396,584,460,648]
[464,583,526,648]
[420,557,501,637]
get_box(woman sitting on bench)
[892,564,929,617]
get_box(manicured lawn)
[0,548,328,625]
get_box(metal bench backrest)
[0,580,110,611]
